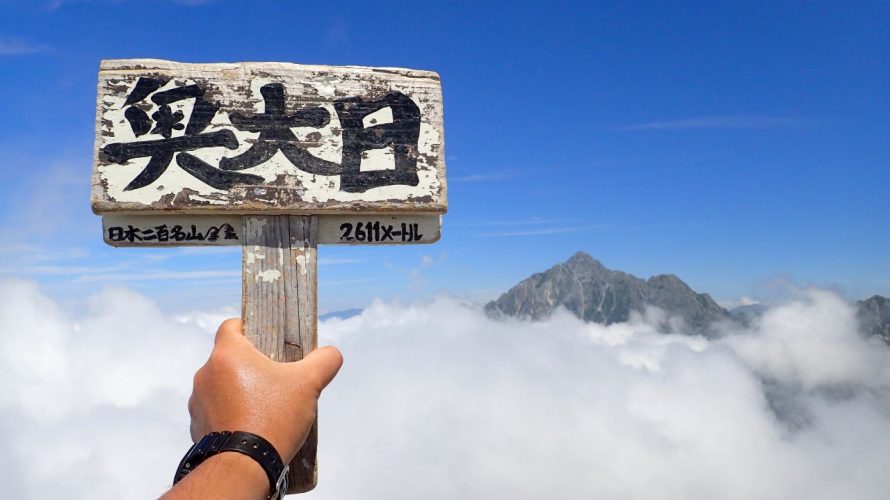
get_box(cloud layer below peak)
[1,280,888,499]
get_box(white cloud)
[0,156,94,247]
[449,171,520,183]
[739,296,761,306]
[71,269,241,283]
[318,257,364,266]
[486,225,604,237]
[0,37,51,55]
[454,218,555,228]
[449,166,567,184]
[0,243,90,262]
[174,305,239,333]
[719,296,763,309]
[0,278,213,498]
[452,218,613,237]
[1,281,889,499]
[726,289,890,390]
[611,116,818,131]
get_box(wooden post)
[242,215,319,493]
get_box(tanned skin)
[162,318,343,499]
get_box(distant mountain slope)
[484,252,729,335]
[320,308,363,321]
[729,303,769,326]
[857,295,890,344]
[727,296,890,345]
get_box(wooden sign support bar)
[242,215,319,493]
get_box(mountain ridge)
[485,251,890,343]
[484,252,729,336]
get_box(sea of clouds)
[1,278,889,499]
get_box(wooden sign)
[91,59,446,215]
[90,59,446,495]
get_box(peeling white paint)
[360,146,396,172]
[295,253,308,275]
[256,269,281,283]
[363,106,393,128]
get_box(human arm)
[162,318,343,499]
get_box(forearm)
[161,452,269,500]
[168,320,341,499]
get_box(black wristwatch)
[173,431,289,499]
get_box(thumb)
[298,346,344,394]
[214,318,248,346]
[211,318,265,360]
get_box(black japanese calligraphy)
[103,79,424,194]
[334,92,421,192]
[219,83,340,175]
[107,223,239,243]
[102,78,264,191]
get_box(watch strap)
[174,431,288,499]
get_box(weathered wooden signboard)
[90,59,446,494]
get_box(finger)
[190,419,200,443]
[299,346,344,393]
[214,318,246,346]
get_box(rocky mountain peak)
[485,253,730,336]
[647,274,691,290]
[566,251,600,266]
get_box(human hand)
[188,318,343,463]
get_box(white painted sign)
[102,214,441,246]
[91,59,446,215]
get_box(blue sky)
[0,0,888,312]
